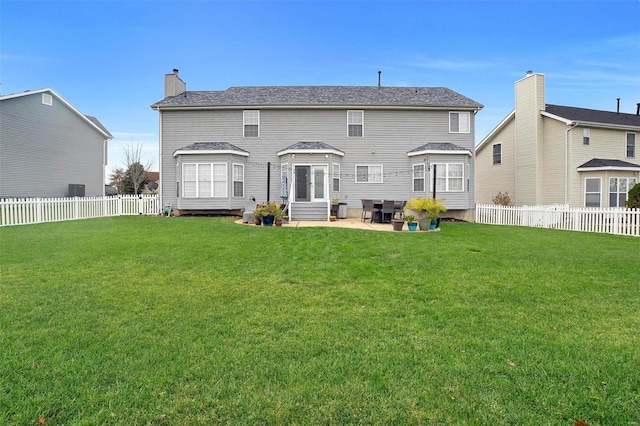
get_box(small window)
[492,143,502,165]
[413,164,425,192]
[355,165,382,183]
[42,93,53,106]
[449,111,470,133]
[332,163,340,192]
[233,164,244,198]
[243,110,259,138]
[583,129,590,145]
[347,110,364,137]
[585,178,601,207]
[627,133,636,158]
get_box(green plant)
[626,182,640,208]
[403,214,416,223]
[256,201,282,218]
[405,197,446,221]
[331,198,340,205]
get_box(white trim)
[584,177,602,208]
[232,163,244,198]
[407,149,472,157]
[0,88,112,139]
[355,164,383,184]
[243,110,260,138]
[577,166,640,172]
[347,110,364,137]
[277,148,344,157]
[449,111,470,134]
[173,149,250,158]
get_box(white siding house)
[152,70,483,220]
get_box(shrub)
[492,191,511,206]
[626,183,640,208]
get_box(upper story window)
[243,110,259,138]
[355,164,382,183]
[433,163,464,192]
[627,133,636,158]
[583,129,590,145]
[449,111,470,133]
[492,143,502,165]
[347,110,364,137]
[413,164,425,192]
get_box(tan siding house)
[152,70,483,220]
[476,72,640,208]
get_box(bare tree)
[122,144,154,195]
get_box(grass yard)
[1,217,638,425]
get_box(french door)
[294,165,327,202]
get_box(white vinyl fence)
[475,204,640,237]
[0,195,160,227]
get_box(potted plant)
[426,198,446,230]
[274,205,284,226]
[331,198,340,217]
[391,218,404,231]
[404,214,417,231]
[405,197,446,231]
[253,204,263,225]
[259,201,280,226]
[329,215,337,222]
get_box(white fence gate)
[475,204,640,237]
[0,195,160,227]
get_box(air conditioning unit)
[68,184,85,197]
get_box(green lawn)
[1,217,638,425]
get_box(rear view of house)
[476,72,640,208]
[152,70,483,220]
[0,88,112,198]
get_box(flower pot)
[392,219,404,231]
[254,218,262,225]
[407,222,418,231]
[418,219,430,230]
[430,219,437,230]
[275,219,283,227]
[262,214,275,226]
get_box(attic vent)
[42,93,53,106]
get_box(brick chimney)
[164,69,186,97]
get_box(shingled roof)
[173,142,249,157]
[545,104,640,127]
[577,158,640,170]
[152,86,483,109]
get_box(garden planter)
[392,219,404,231]
[275,219,283,227]
[254,218,262,225]
[262,214,275,226]
[407,222,418,231]
[430,219,438,230]
[418,219,430,231]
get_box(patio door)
[294,165,327,202]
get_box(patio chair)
[381,200,396,223]
[361,199,375,222]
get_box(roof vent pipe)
[617,98,620,114]
[636,103,639,116]
[378,71,381,88]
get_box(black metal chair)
[361,199,374,222]
[381,200,396,223]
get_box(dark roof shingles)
[546,104,640,127]
[578,158,640,169]
[153,86,483,109]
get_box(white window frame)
[332,163,341,192]
[449,111,470,134]
[609,177,637,208]
[355,164,383,183]
[626,133,636,158]
[492,143,502,165]
[232,163,244,198]
[584,177,601,208]
[583,128,590,145]
[347,110,364,137]
[243,110,260,138]
[413,164,425,192]
[431,163,464,192]
[42,93,53,106]
[182,163,228,198]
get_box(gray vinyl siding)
[159,107,477,218]
[0,93,106,198]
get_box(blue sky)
[2,0,639,177]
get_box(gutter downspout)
[565,122,578,205]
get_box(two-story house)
[0,88,112,198]
[476,71,640,208]
[152,70,483,220]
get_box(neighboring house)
[476,72,640,208]
[151,69,483,220]
[0,88,112,198]
[143,171,160,194]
